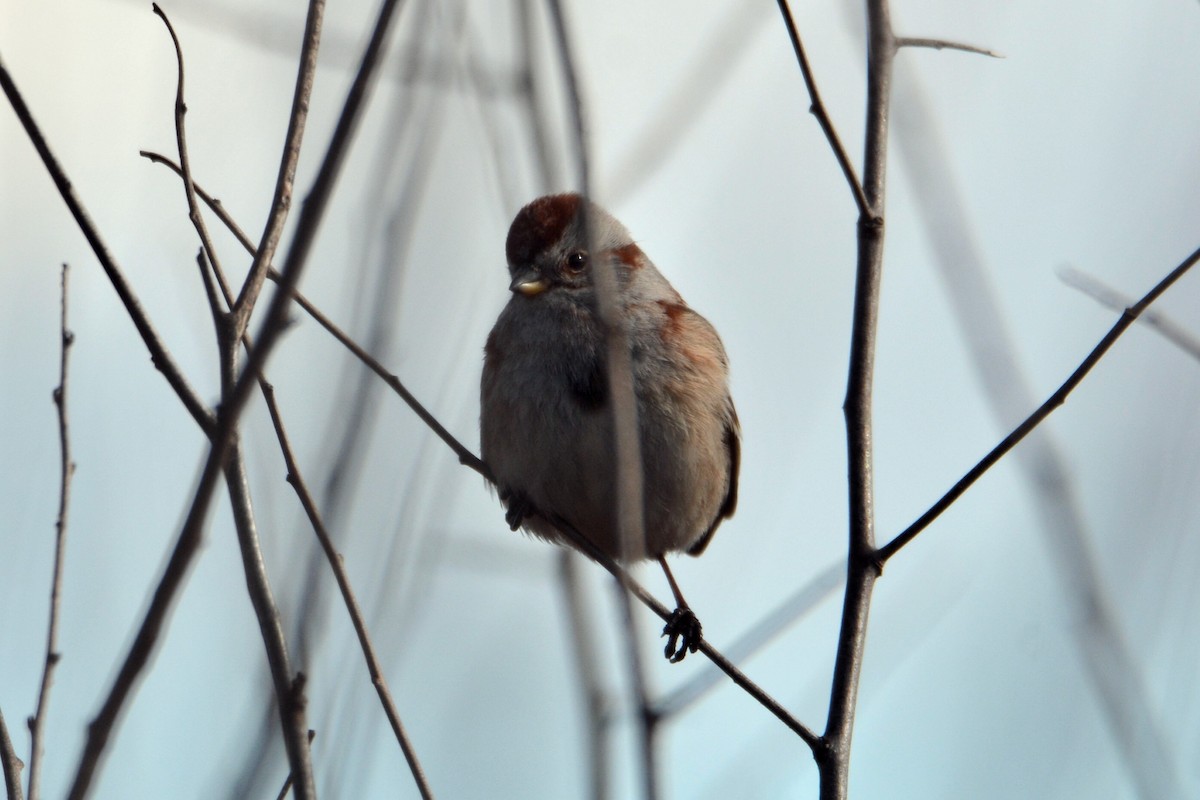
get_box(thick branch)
[0,708,22,800]
[819,2,894,797]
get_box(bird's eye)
[564,251,588,274]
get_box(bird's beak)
[509,269,548,297]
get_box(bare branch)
[0,56,213,433]
[152,4,228,301]
[892,76,1184,800]
[557,552,612,800]
[261,380,435,799]
[612,585,659,800]
[231,0,324,337]
[139,150,490,479]
[895,36,1002,58]
[819,1,895,795]
[656,560,844,720]
[0,707,23,800]
[27,264,75,800]
[776,0,871,218]
[544,511,822,750]
[65,0,406,790]
[877,243,1200,563]
[1060,266,1200,361]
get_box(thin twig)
[138,149,491,480]
[545,512,821,750]
[894,36,1002,59]
[892,77,1184,800]
[612,584,659,800]
[877,243,1200,563]
[1060,266,1200,361]
[231,0,324,337]
[515,0,561,192]
[558,552,611,800]
[65,0,405,791]
[186,159,434,797]
[776,0,871,219]
[152,4,228,300]
[261,380,435,799]
[0,708,23,800]
[27,264,75,800]
[0,55,213,433]
[819,1,894,796]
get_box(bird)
[480,193,739,662]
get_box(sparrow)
[480,193,739,662]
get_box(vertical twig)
[152,5,227,296]
[274,730,316,800]
[612,585,659,800]
[0,708,23,800]
[819,1,894,797]
[27,264,75,800]
[543,0,646,564]
[558,552,612,800]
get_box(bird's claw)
[662,607,702,663]
[501,488,536,531]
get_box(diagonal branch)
[892,75,1183,800]
[139,150,490,479]
[261,380,435,799]
[27,264,76,800]
[1060,266,1200,362]
[878,243,1200,563]
[0,707,22,800]
[0,55,213,433]
[231,0,324,337]
[776,0,870,218]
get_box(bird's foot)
[662,607,702,663]
[501,488,537,531]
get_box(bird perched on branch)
[481,193,740,662]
